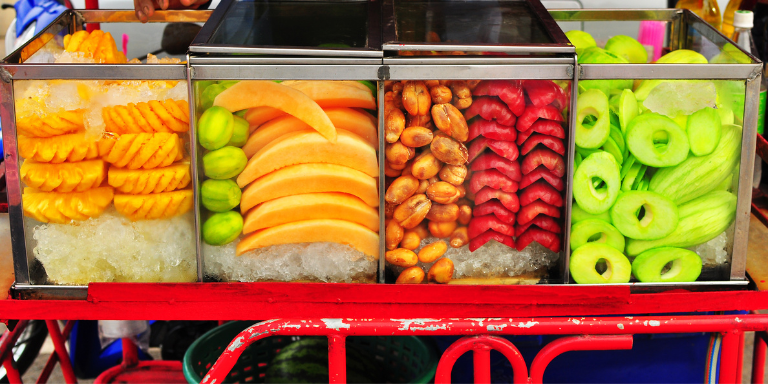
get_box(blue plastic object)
[14,0,66,38]
[68,321,153,379]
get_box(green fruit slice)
[573,151,621,214]
[620,154,636,179]
[631,165,648,190]
[718,106,735,125]
[605,35,648,63]
[686,107,722,156]
[198,106,235,151]
[610,191,678,240]
[576,89,611,149]
[203,211,244,246]
[626,113,690,167]
[569,243,632,284]
[570,219,625,251]
[609,109,621,128]
[575,152,583,169]
[610,125,626,154]
[228,116,250,147]
[618,89,638,134]
[566,30,597,55]
[576,145,600,159]
[621,163,642,191]
[671,114,688,129]
[602,137,624,165]
[637,178,649,191]
[201,179,242,212]
[631,247,702,282]
[572,202,612,224]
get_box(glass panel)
[208,0,369,48]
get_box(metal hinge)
[378,65,390,81]
[0,68,12,83]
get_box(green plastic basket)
[182,321,439,384]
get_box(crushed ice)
[643,81,717,118]
[688,225,733,266]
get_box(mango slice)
[23,186,114,223]
[243,192,379,234]
[236,219,380,258]
[213,80,337,143]
[238,129,378,187]
[102,99,190,134]
[240,163,379,212]
[113,189,193,221]
[16,110,84,138]
[99,132,185,169]
[18,133,105,163]
[243,107,378,157]
[21,159,107,193]
[108,163,191,194]
[282,80,377,110]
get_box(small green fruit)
[572,202,612,224]
[203,211,243,246]
[198,106,234,151]
[573,151,621,214]
[201,179,242,212]
[576,89,611,149]
[570,219,625,251]
[201,84,228,111]
[610,191,678,240]
[203,146,248,180]
[656,49,708,64]
[569,243,632,284]
[625,113,690,167]
[605,35,648,63]
[566,30,596,55]
[687,107,722,156]
[227,116,250,147]
[632,247,702,283]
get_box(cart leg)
[0,320,28,384]
[3,354,23,384]
[36,321,75,384]
[753,332,767,384]
[720,331,741,384]
[737,331,745,384]
[45,321,77,384]
[327,335,346,384]
[529,335,634,384]
[473,344,491,384]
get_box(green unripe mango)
[203,211,243,246]
[203,146,247,179]
[201,179,242,212]
[227,116,250,147]
[198,106,234,150]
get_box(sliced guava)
[631,247,702,282]
[570,219,625,251]
[687,106,722,156]
[573,151,621,214]
[610,190,678,240]
[569,243,632,284]
[626,113,690,167]
[576,89,611,149]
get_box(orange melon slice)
[282,80,371,93]
[243,107,378,157]
[213,81,337,143]
[236,219,380,258]
[283,81,376,110]
[240,163,379,212]
[243,192,379,234]
[244,107,285,133]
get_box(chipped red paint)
[529,335,633,384]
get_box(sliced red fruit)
[519,167,564,191]
[520,133,566,156]
[469,169,519,194]
[474,187,520,212]
[518,180,564,207]
[516,105,564,132]
[472,80,526,116]
[516,120,566,145]
[515,227,561,252]
[468,137,519,162]
[517,200,561,226]
[521,80,558,108]
[468,229,515,252]
[464,97,516,126]
[470,152,521,182]
[473,200,516,224]
[468,119,517,142]
[521,148,565,177]
[515,215,562,236]
[468,215,515,239]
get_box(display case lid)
[382,0,574,56]
[189,0,382,58]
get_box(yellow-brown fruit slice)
[243,192,379,234]
[21,159,107,192]
[18,133,105,163]
[236,219,380,258]
[102,100,189,134]
[113,189,193,221]
[22,186,114,223]
[238,129,378,187]
[20,33,53,62]
[108,162,191,194]
[240,163,379,212]
[16,110,85,138]
[99,132,185,169]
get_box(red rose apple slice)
[516,105,564,132]
[515,215,562,237]
[516,120,566,145]
[521,148,565,177]
[474,187,520,212]
[472,80,526,116]
[473,201,516,224]
[468,119,517,142]
[515,227,561,252]
[520,133,566,156]
[469,169,519,194]
[519,180,564,207]
[464,97,517,126]
[469,229,515,252]
[521,80,556,107]
[468,137,519,162]
[517,200,561,226]
[519,167,564,191]
[470,152,521,182]
[468,215,515,239]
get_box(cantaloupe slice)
[238,129,378,186]
[243,192,379,234]
[236,219,380,258]
[283,81,377,110]
[214,81,337,143]
[243,108,378,157]
[282,80,371,93]
[240,163,379,212]
[244,107,285,133]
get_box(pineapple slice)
[22,186,114,223]
[114,189,193,221]
[18,132,106,163]
[108,162,191,194]
[99,132,185,169]
[102,99,190,134]
[63,30,127,64]
[16,109,84,138]
[21,159,107,193]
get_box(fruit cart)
[2,1,768,383]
